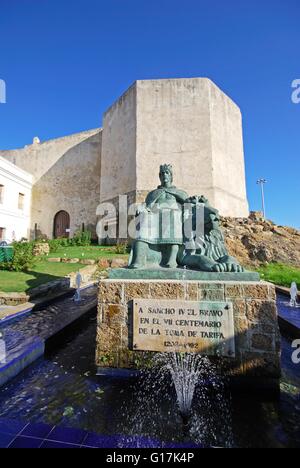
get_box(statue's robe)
[137,186,188,245]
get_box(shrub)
[48,239,62,252]
[114,241,130,255]
[70,230,92,246]
[47,237,71,251]
[58,237,70,247]
[0,241,36,272]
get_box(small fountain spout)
[179,409,192,428]
[290,282,298,307]
[73,271,83,303]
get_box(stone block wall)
[97,189,150,245]
[96,279,281,381]
[1,128,102,240]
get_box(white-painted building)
[0,156,33,242]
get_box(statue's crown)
[159,164,172,173]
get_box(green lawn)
[47,245,128,260]
[257,263,300,288]
[0,260,86,293]
[0,245,128,293]
[4,245,297,293]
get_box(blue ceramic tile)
[8,436,42,448]
[21,422,53,439]
[277,295,300,329]
[0,418,27,435]
[0,432,15,448]
[40,440,80,449]
[46,426,87,445]
[83,433,120,448]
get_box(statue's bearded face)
[159,168,172,186]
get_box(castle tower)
[100,78,249,218]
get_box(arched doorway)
[53,211,70,238]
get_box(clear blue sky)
[0,0,299,227]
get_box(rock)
[249,211,264,221]
[81,259,96,265]
[0,292,29,306]
[97,270,109,279]
[98,258,111,269]
[110,258,128,268]
[271,226,289,237]
[250,225,264,234]
[255,247,273,263]
[33,242,50,256]
[284,226,300,236]
[221,214,300,268]
[61,257,80,263]
[47,257,61,263]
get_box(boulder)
[66,258,80,264]
[110,257,128,269]
[249,211,264,221]
[81,259,96,265]
[0,292,29,306]
[33,243,50,256]
[98,258,111,269]
[61,257,80,263]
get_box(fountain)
[73,271,83,303]
[115,350,233,447]
[290,282,298,307]
[164,353,200,422]
[96,164,281,432]
[0,331,6,364]
[156,352,206,424]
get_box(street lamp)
[256,178,267,219]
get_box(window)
[0,185,4,204]
[18,193,25,210]
[0,228,6,242]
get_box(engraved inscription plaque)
[133,299,235,357]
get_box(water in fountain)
[156,352,205,421]
[155,352,233,447]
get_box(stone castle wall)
[0,129,102,239]
[100,79,249,217]
[0,128,100,180]
[100,84,137,203]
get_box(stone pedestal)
[96,279,281,384]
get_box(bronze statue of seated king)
[129,164,188,269]
[128,165,243,274]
